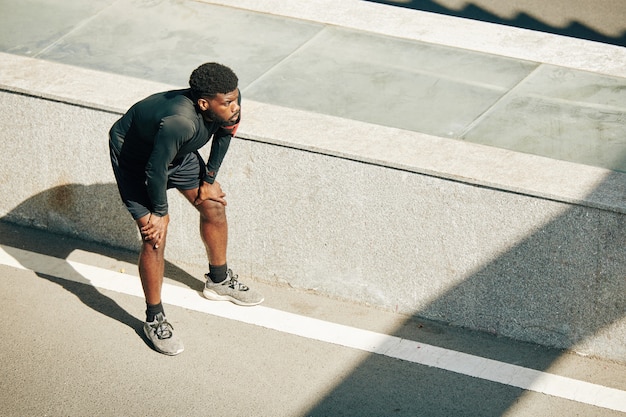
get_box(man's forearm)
[204,134,232,183]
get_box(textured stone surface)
[1,90,624,361]
[0,0,624,361]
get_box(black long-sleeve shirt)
[109,88,239,216]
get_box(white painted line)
[1,244,625,412]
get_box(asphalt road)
[1,221,625,416]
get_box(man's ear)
[197,98,210,111]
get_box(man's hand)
[194,181,227,206]
[140,213,169,249]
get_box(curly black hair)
[189,62,238,98]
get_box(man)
[109,62,263,356]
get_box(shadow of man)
[0,183,205,344]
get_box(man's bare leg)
[179,187,264,305]
[135,213,184,355]
[179,188,228,268]
[136,214,167,305]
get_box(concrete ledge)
[1,55,624,363]
[2,53,624,214]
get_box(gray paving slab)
[0,0,116,55]
[464,65,626,171]
[0,0,625,172]
[33,0,323,88]
[243,26,539,138]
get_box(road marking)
[1,244,625,412]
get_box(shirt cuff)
[203,170,217,184]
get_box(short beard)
[203,108,230,125]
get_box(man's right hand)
[139,213,169,249]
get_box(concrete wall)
[1,56,624,362]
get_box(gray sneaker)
[203,269,264,306]
[143,312,184,356]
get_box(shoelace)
[223,269,249,291]
[151,317,174,340]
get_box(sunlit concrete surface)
[0,0,624,364]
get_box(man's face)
[198,89,240,125]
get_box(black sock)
[146,302,164,322]
[208,263,228,283]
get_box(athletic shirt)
[109,88,239,216]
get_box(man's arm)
[203,90,241,184]
[146,117,194,215]
[203,131,233,184]
[195,121,238,206]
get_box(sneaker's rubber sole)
[202,288,264,306]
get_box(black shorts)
[110,148,203,220]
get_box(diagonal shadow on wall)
[365,0,626,47]
[296,160,625,415]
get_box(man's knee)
[198,200,226,222]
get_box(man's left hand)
[194,180,227,206]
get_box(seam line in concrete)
[32,1,118,59]
[459,64,544,138]
[241,27,327,95]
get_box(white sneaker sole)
[202,288,264,306]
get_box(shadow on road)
[0,183,206,342]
